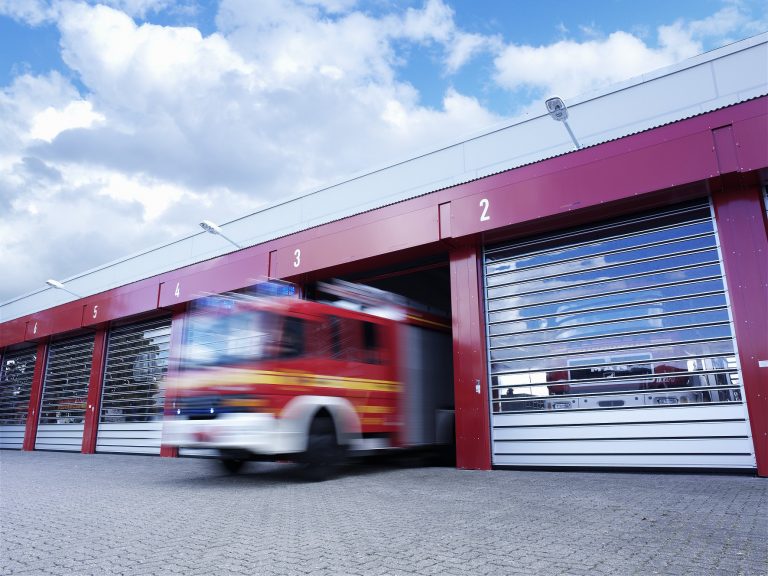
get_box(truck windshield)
[182,310,282,368]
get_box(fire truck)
[162,280,454,479]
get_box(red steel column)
[22,341,48,451]
[711,173,768,477]
[449,240,491,470]
[82,328,108,454]
[160,307,186,457]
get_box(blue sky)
[2,1,763,114]
[0,0,766,303]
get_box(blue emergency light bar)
[190,295,235,312]
[245,279,297,297]
[189,279,297,312]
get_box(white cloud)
[98,0,175,18]
[445,31,501,74]
[492,0,764,98]
[0,72,81,154]
[0,0,188,24]
[29,100,105,142]
[217,0,395,86]
[399,0,455,43]
[68,167,184,221]
[494,31,686,99]
[299,0,357,13]
[0,0,58,25]
[392,0,503,74]
[686,1,759,37]
[58,3,255,106]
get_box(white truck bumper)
[162,413,304,455]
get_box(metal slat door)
[36,334,94,451]
[97,316,171,454]
[485,201,756,469]
[0,346,37,449]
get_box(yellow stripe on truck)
[357,405,393,414]
[173,369,399,393]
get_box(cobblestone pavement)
[1,450,766,576]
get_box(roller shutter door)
[97,316,172,454]
[485,201,755,469]
[0,346,37,449]
[36,334,94,451]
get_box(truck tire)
[300,416,344,482]
[219,450,246,474]
[219,458,245,474]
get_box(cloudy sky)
[1,0,766,304]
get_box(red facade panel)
[733,113,768,172]
[24,318,48,342]
[450,131,719,238]
[712,175,768,476]
[82,285,160,327]
[713,125,739,174]
[157,252,269,308]
[0,319,26,348]
[272,206,439,279]
[24,302,83,341]
[439,202,452,240]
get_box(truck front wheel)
[300,416,345,481]
[219,449,247,474]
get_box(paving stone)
[1,451,767,575]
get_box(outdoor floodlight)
[545,96,581,150]
[199,219,243,249]
[46,279,83,298]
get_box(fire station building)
[2,34,767,475]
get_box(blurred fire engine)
[162,280,454,479]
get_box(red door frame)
[22,341,48,451]
[449,240,492,470]
[711,173,768,477]
[82,327,108,454]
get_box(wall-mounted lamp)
[200,219,242,249]
[46,279,83,298]
[545,96,581,150]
